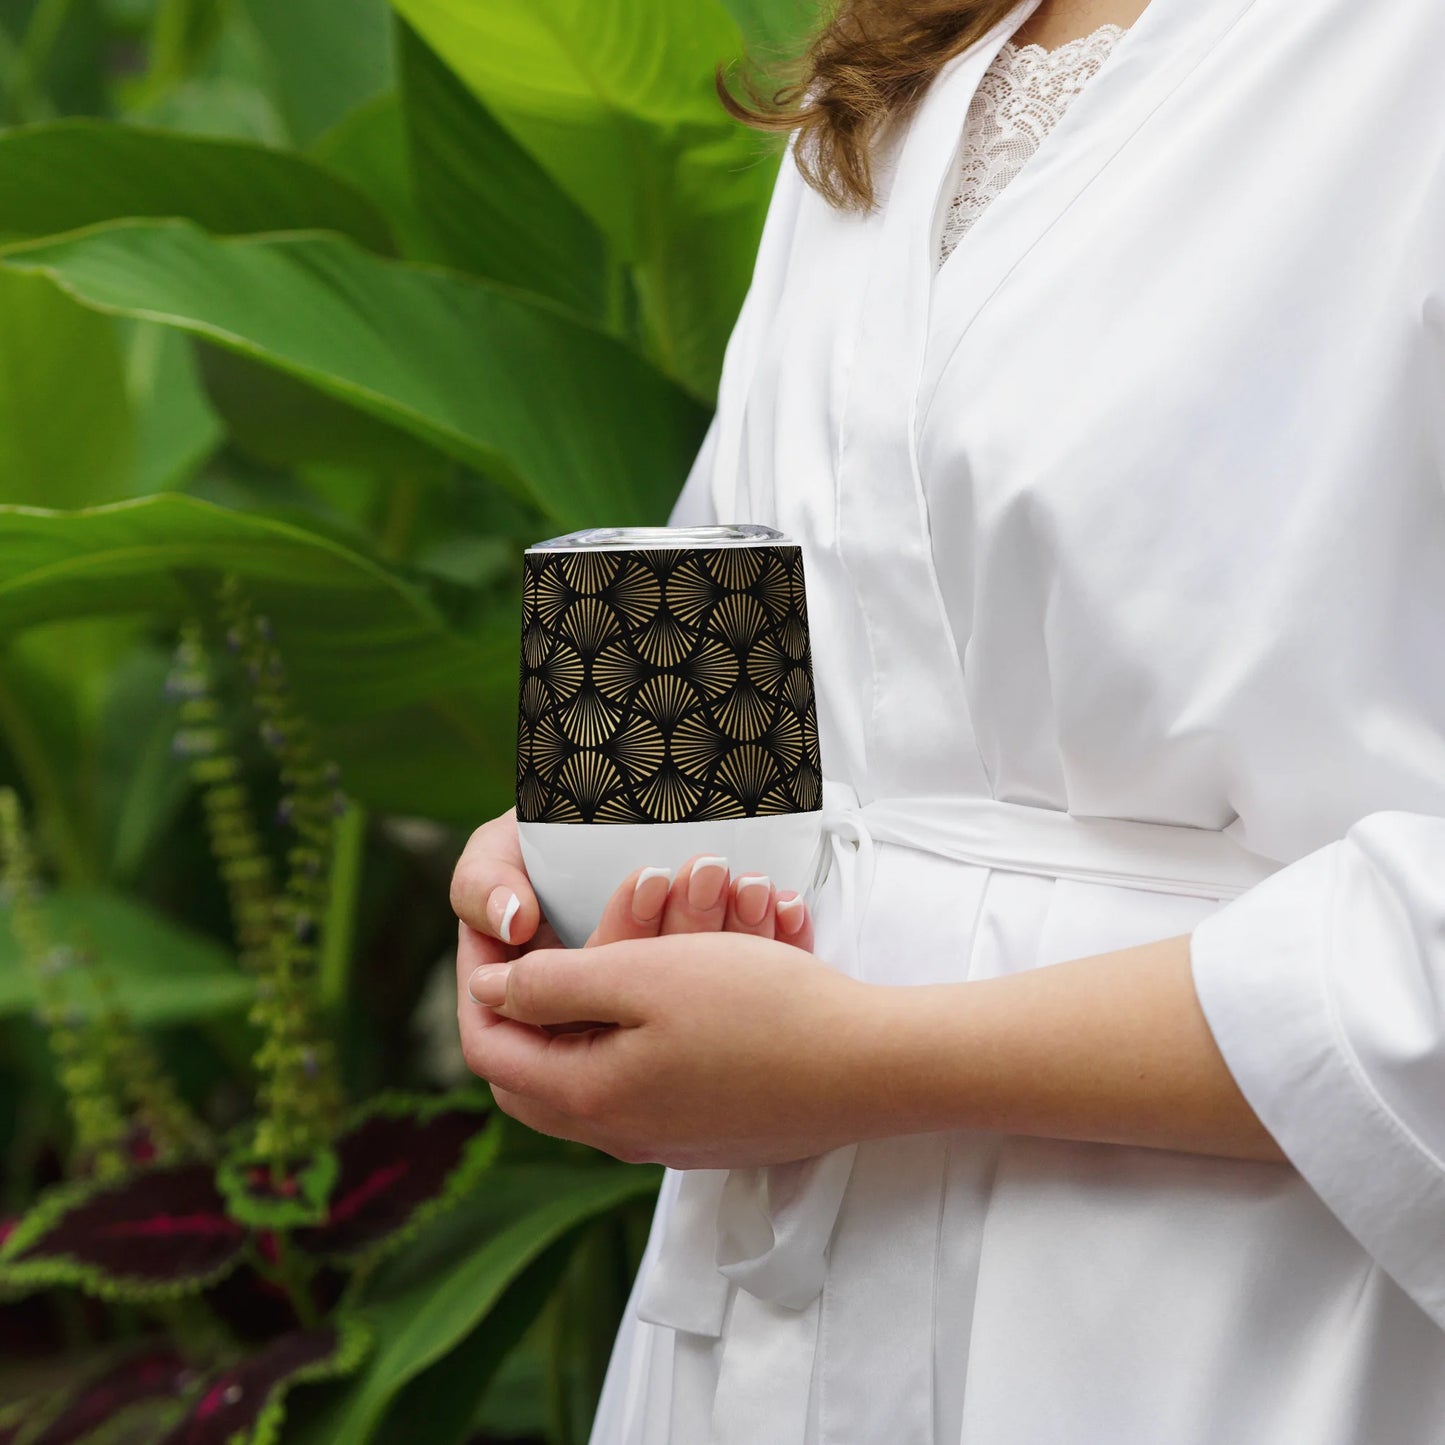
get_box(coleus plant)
[0,575,498,1445]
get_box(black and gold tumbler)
[514,524,828,947]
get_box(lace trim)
[939,23,1127,267]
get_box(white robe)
[590,0,1445,1439]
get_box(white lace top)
[939,24,1128,267]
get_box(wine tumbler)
[514,524,827,948]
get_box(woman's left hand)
[459,932,890,1169]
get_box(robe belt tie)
[635,778,1284,1339]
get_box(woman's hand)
[458,932,882,1169]
[582,853,815,951]
[450,806,558,959]
[450,810,813,956]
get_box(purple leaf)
[0,1164,247,1301]
[30,1347,198,1445]
[158,1325,367,1445]
[292,1095,495,1263]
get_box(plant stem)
[269,1232,322,1331]
[319,798,365,1021]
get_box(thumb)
[469,946,646,1028]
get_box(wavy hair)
[718,1,1020,212]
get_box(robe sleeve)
[1190,807,1445,1333]
[1189,251,1445,1330]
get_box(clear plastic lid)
[526,524,789,553]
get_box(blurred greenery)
[0,0,814,1439]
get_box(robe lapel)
[832,1,1040,802]
[919,0,1264,423]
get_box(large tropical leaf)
[125,324,224,495]
[390,0,779,399]
[292,1163,660,1444]
[0,270,133,508]
[1,220,707,528]
[0,885,251,1023]
[0,494,519,824]
[720,0,823,55]
[241,0,395,147]
[0,120,394,250]
[398,22,608,321]
[312,94,440,265]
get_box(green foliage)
[0,120,395,248]
[0,269,133,508]
[0,0,809,1434]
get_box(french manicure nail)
[488,886,520,944]
[468,963,511,1006]
[736,874,771,926]
[687,855,728,911]
[776,894,806,935]
[632,865,674,922]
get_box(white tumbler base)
[517,813,828,949]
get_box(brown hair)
[718,1,1020,213]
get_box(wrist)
[831,977,974,1142]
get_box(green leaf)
[193,344,452,482]
[0,120,394,251]
[119,0,287,144]
[297,1164,660,1444]
[0,269,134,508]
[390,0,741,250]
[1,219,707,527]
[125,324,223,494]
[719,0,822,55]
[370,1241,573,1445]
[398,22,608,320]
[312,94,441,265]
[0,494,519,825]
[390,0,778,399]
[0,886,253,1024]
[241,0,395,147]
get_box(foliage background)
[0,0,817,1440]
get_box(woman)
[450,0,1445,1439]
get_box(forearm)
[872,933,1290,1165]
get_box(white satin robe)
[589,0,1445,1440]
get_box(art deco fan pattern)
[516,546,822,823]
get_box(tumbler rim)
[527,524,788,552]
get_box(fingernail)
[687,855,728,911]
[735,874,771,925]
[488,886,520,944]
[468,963,511,1007]
[632,865,674,922]
[776,894,806,935]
